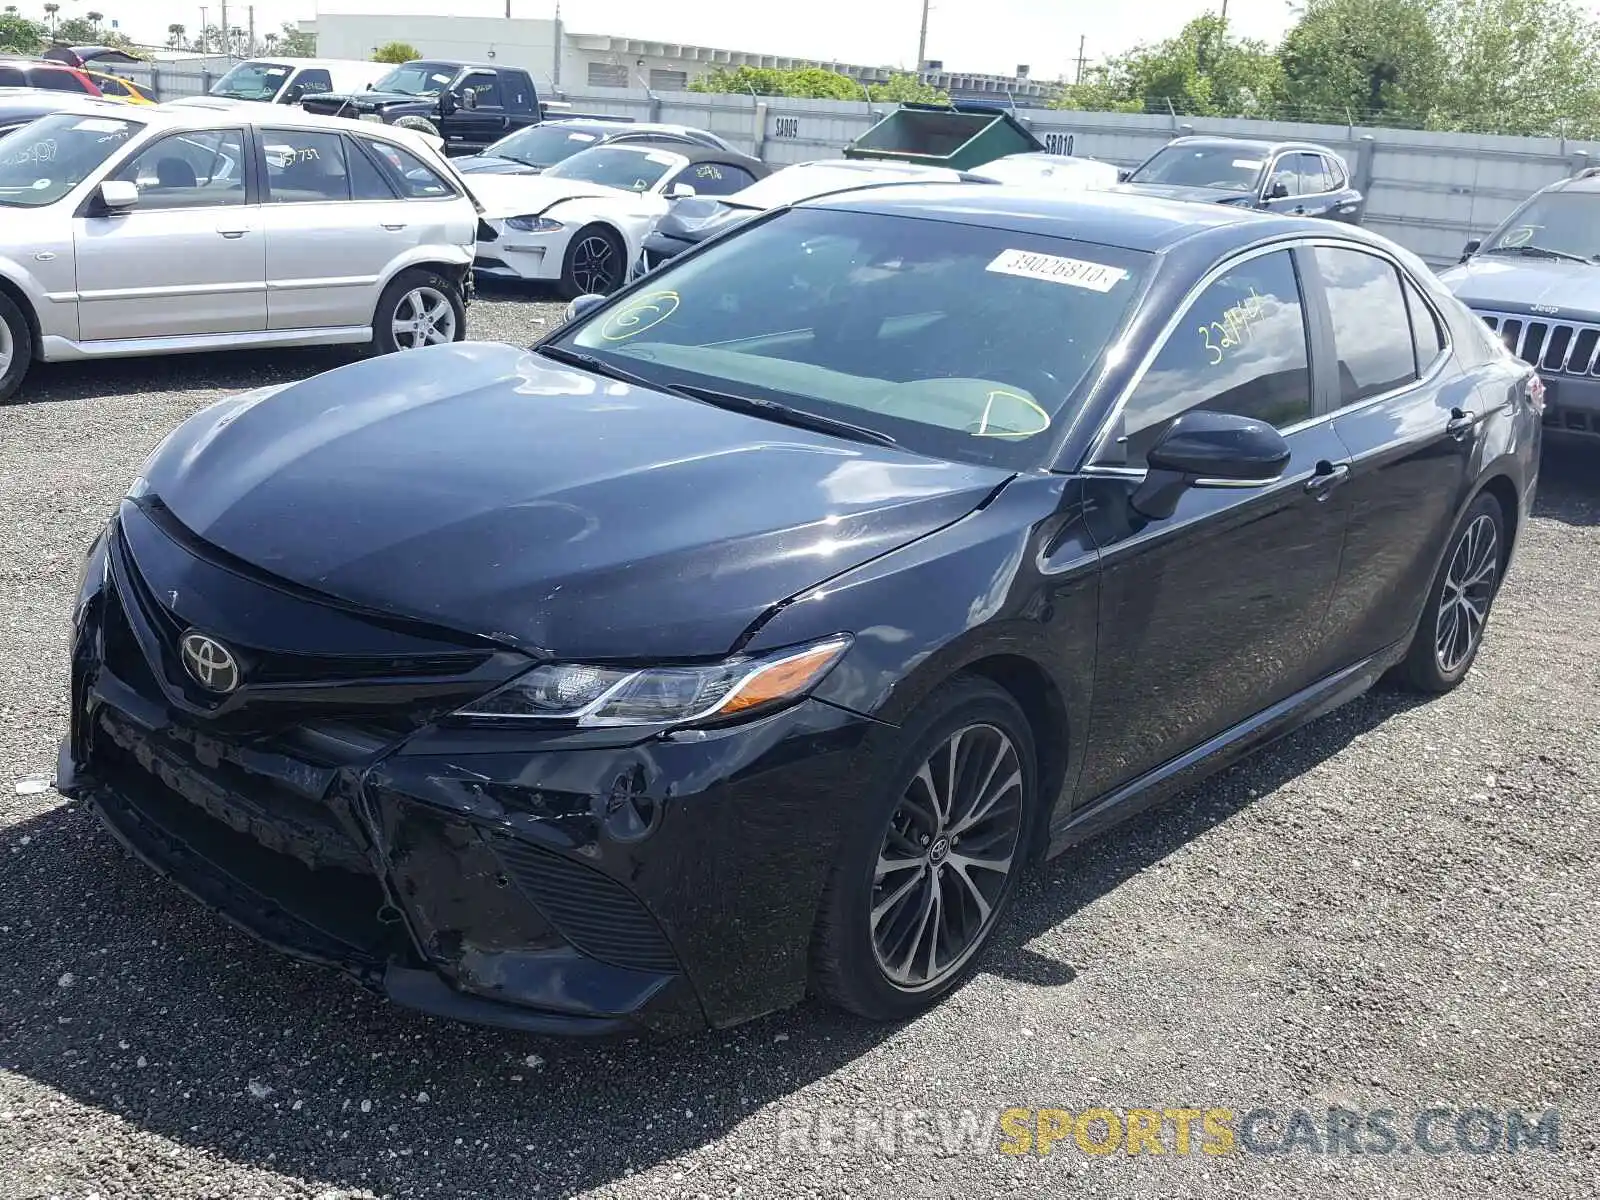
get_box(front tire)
[370,269,465,355]
[559,225,625,299]
[1398,492,1506,693]
[0,291,34,404]
[811,676,1038,1021]
[393,115,440,138]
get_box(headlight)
[455,635,851,727]
[505,215,563,233]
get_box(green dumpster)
[843,101,1044,171]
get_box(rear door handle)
[217,227,249,238]
[381,223,407,231]
[1446,408,1477,440]
[1304,461,1350,497]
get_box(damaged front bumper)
[60,509,876,1035]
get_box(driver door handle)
[1446,408,1478,440]
[1304,461,1350,498]
[381,222,407,231]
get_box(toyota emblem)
[180,631,241,694]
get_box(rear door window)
[359,139,457,199]
[262,129,352,203]
[1313,247,1420,405]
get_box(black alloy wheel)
[1400,492,1506,692]
[812,676,1037,1020]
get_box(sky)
[93,0,1302,80]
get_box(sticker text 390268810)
[986,249,1129,293]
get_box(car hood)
[137,343,1010,660]
[455,154,543,176]
[1437,256,1600,318]
[467,173,630,219]
[1110,181,1252,204]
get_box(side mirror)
[562,293,607,326]
[1129,411,1291,520]
[1116,168,1131,183]
[669,182,697,198]
[1460,238,1481,263]
[1268,180,1291,200]
[97,179,139,213]
[439,90,457,116]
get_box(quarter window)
[262,129,351,203]
[1313,247,1419,405]
[1114,249,1312,467]
[360,139,456,199]
[112,128,247,210]
[346,138,398,200]
[1403,277,1446,372]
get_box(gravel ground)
[1,292,1597,1199]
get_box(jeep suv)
[1440,169,1600,440]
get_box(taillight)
[1527,374,1546,413]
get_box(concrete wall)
[311,15,562,89]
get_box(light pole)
[915,0,931,75]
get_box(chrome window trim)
[1083,236,1453,470]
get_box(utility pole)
[198,6,207,52]
[915,0,930,76]
[247,5,254,54]
[1074,34,1086,84]
[219,0,228,57]
[552,0,561,86]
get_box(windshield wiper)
[535,346,897,447]
[536,344,666,391]
[1485,244,1591,264]
[666,382,898,447]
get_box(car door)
[1311,244,1480,660]
[74,126,265,341]
[1260,152,1320,217]
[257,126,416,330]
[1322,156,1363,223]
[447,70,511,154]
[1077,245,1353,801]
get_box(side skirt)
[1046,644,1406,855]
[39,326,372,363]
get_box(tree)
[166,22,185,49]
[1052,14,1284,117]
[276,21,316,57]
[0,10,44,52]
[1431,0,1600,136]
[1279,0,1441,125]
[41,2,58,36]
[85,10,103,33]
[372,41,420,65]
[54,16,101,43]
[690,65,865,100]
[866,73,948,104]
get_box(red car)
[0,60,102,95]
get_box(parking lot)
[1,291,1597,1199]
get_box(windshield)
[1128,145,1265,192]
[0,112,142,207]
[209,60,292,101]
[1486,192,1598,262]
[545,145,681,192]
[559,207,1149,467]
[484,124,607,168]
[372,62,457,97]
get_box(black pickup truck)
[302,60,583,157]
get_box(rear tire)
[1398,492,1506,693]
[811,676,1038,1022]
[0,291,34,405]
[369,269,465,355]
[558,225,625,299]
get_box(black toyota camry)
[60,186,1540,1036]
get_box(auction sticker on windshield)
[986,249,1128,293]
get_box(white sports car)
[468,142,769,296]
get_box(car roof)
[803,183,1308,252]
[71,100,450,157]
[1164,135,1338,155]
[1548,171,1600,194]
[0,90,123,114]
